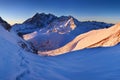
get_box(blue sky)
[0,0,120,24]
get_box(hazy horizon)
[0,0,120,25]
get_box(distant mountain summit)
[24,13,58,28]
[0,17,11,30]
[11,13,80,35]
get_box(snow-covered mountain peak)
[64,17,76,30]
[11,13,79,35]
[46,17,77,34]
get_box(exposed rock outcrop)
[0,17,11,30]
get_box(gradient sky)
[0,0,120,25]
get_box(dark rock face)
[0,17,11,30]
[24,13,58,28]
[11,13,60,35]
[17,41,38,54]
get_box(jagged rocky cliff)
[0,17,11,30]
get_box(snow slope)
[1,24,120,80]
[38,23,120,56]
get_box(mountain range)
[1,13,120,79]
[2,13,120,56]
[10,13,114,56]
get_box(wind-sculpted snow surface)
[1,25,120,80]
[38,23,120,56]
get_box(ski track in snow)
[16,49,30,80]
